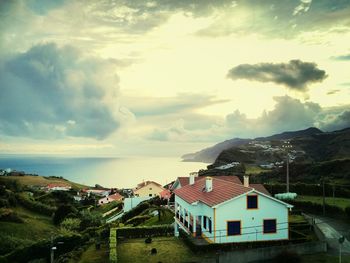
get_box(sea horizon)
[0,155,206,189]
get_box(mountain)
[182,127,323,163]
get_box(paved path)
[308,214,350,254]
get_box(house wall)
[123,197,152,212]
[174,196,215,242]
[215,191,289,243]
[134,183,164,197]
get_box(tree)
[53,205,77,225]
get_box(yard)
[296,195,350,210]
[117,237,201,263]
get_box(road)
[308,214,350,254]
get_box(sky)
[0,0,350,157]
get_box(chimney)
[205,177,213,192]
[243,175,249,187]
[189,173,195,185]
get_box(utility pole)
[282,141,292,193]
[322,179,326,216]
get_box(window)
[247,195,258,209]
[227,221,241,236]
[149,194,152,197]
[203,216,207,229]
[208,218,212,233]
[263,219,277,234]
[149,187,152,190]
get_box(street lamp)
[50,240,64,263]
[339,236,345,263]
[282,141,292,193]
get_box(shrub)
[0,208,23,223]
[79,210,102,230]
[60,218,81,231]
[345,206,350,218]
[125,215,151,226]
[16,194,55,216]
[53,205,78,225]
[120,202,150,223]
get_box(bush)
[16,194,55,216]
[79,210,102,230]
[125,215,151,226]
[53,205,78,225]
[0,208,23,223]
[289,200,346,217]
[109,228,117,263]
[345,206,350,218]
[60,218,81,231]
[120,202,150,223]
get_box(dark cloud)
[227,60,327,91]
[319,110,350,131]
[0,43,120,139]
[327,89,340,95]
[332,53,350,60]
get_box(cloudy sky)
[0,0,350,157]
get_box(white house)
[98,192,123,206]
[46,183,72,191]
[174,176,292,244]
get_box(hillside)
[0,175,88,190]
[182,127,323,163]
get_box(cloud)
[0,43,121,139]
[122,94,229,117]
[225,95,322,137]
[327,89,340,95]
[227,60,327,91]
[293,0,312,16]
[145,96,350,142]
[332,53,350,60]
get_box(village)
[1,167,349,263]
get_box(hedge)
[264,183,350,198]
[289,200,349,218]
[120,202,150,223]
[116,225,173,239]
[109,228,117,263]
[15,194,56,216]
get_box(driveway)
[306,214,350,254]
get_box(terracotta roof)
[177,175,242,188]
[174,177,251,207]
[250,184,271,196]
[108,193,123,201]
[159,189,171,199]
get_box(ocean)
[0,155,206,188]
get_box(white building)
[98,192,123,206]
[174,176,292,244]
[133,181,165,198]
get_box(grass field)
[117,237,200,263]
[246,165,270,174]
[76,243,109,263]
[0,175,88,189]
[140,210,174,226]
[296,195,350,210]
[0,205,61,255]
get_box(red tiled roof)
[159,189,171,199]
[250,184,271,196]
[174,177,251,207]
[108,193,123,201]
[177,175,242,188]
